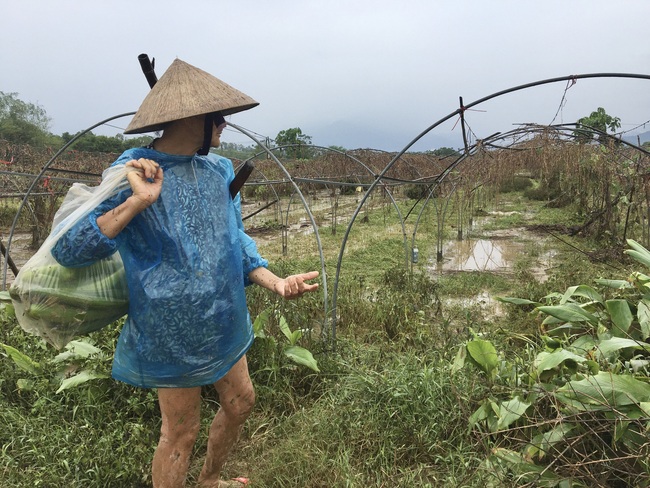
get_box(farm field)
[2,137,650,487]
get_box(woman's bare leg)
[152,386,202,488]
[198,356,255,487]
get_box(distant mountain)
[623,130,650,145]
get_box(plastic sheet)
[9,165,134,349]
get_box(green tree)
[429,147,460,157]
[574,107,621,144]
[275,127,313,159]
[0,92,154,152]
[0,91,52,145]
[61,131,153,153]
[215,141,258,160]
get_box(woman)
[52,58,319,487]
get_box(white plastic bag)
[10,165,136,349]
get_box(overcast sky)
[2,1,650,152]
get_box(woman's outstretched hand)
[273,271,320,299]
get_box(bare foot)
[217,478,249,487]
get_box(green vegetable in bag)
[9,164,135,349]
[10,257,129,349]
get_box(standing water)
[427,217,557,319]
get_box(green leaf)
[595,278,632,290]
[546,323,588,336]
[16,378,36,391]
[468,400,492,429]
[451,343,467,374]
[490,448,563,486]
[586,360,600,375]
[560,285,602,305]
[283,345,319,372]
[638,299,650,340]
[466,339,498,377]
[626,238,649,254]
[52,340,102,363]
[67,340,100,357]
[290,329,302,346]
[525,423,576,460]
[556,372,650,409]
[597,337,650,357]
[253,310,269,338]
[625,239,650,268]
[535,349,587,375]
[496,396,530,430]
[629,271,650,291]
[605,299,633,336]
[625,249,650,269]
[639,402,650,417]
[570,335,596,354]
[537,303,598,325]
[278,316,292,342]
[56,369,108,393]
[1,343,42,375]
[541,315,564,326]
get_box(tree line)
[0,91,154,153]
[1,91,323,157]
[11,91,628,157]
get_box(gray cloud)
[2,0,649,151]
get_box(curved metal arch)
[237,156,284,224]
[407,130,510,267]
[242,143,411,341]
[245,144,410,254]
[306,145,411,272]
[226,123,332,338]
[409,121,650,272]
[330,72,650,339]
[313,146,411,273]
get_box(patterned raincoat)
[52,147,267,388]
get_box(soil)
[0,230,33,287]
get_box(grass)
[235,348,491,487]
[0,186,630,487]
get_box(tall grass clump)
[499,176,534,193]
[335,266,446,350]
[238,348,491,487]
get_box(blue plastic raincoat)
[51,148,268,388]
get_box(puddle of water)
[430,211,555,282]
[442,238,510,272]
[433,236,554,280]
[427,213,557,319]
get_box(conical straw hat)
[124,58,259,134]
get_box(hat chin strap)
[197,112,226,155]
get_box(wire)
[617,119,650,137]
[223,124,272,141]
[102,122,127,131]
